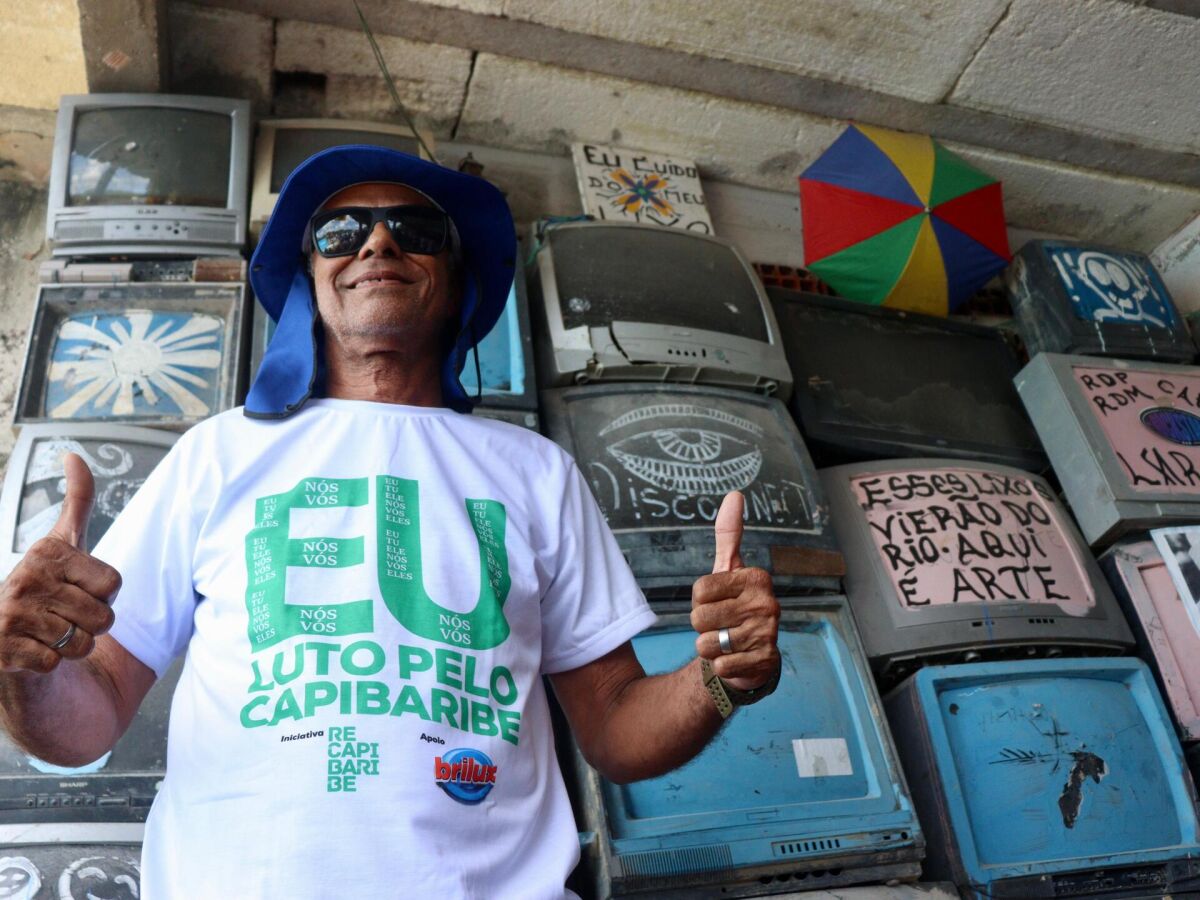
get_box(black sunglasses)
[304,205,452,258]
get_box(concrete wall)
[0,2,87,110]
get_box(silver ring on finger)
[718,627,733,655]
[50,623,76,651]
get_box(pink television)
[1101,539,1200,742]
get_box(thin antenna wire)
[351,0,440,164]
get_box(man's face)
[309,182,459,357]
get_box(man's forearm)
[555,651,724,784]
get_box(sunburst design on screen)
[45,310,224,419]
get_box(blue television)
[885,658,1200,899]
[568,598,923,898]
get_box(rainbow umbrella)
[799,124,1011,315]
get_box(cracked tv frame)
[1017,353,1200,548]
[820,459,1133,689]
[540,382,844,599]
[569,599,923,899]
[15,282,246,430]
[885,658,1200,900]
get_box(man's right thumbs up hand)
[0,453,120,674]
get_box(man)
[0,148,780,898]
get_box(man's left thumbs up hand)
[691,492,781,691]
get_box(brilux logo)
[435,748,497,805]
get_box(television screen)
[550,226,767,340]
[1007,240,1194,364]
[885,659,1200,899]
[458,265,536,411]
[270,128,420,193]
[541,383,843,597]
[569,600,921,898]
[0,658,180,825]
[0,424,177,577]
[529,221,793,398]
[1100,540,1200,742]
[250,119,435,235]
[768,288,1045,471]
[16,283,246,429]
[821,459,1132,686]
[67,107,232,209]
[1016,353,1200,547]
[47,94,251,258]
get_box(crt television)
[0,424,177,578]
[569,599,922,899]
[250,118,436,236]
[1016,353,1200,547]
[885,658,1200,900]
[768,288,1045,471]
[541,383,844,598]
[1006,239,1195,364]
[1101,539,1200,743]
[528,221,793,399]
[47,94,251,258]
[15,282,247,429]
[821,459,1133,687]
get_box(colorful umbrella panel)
[800,124,1011,316]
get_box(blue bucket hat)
[245,145,517,418]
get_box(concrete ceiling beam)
[186,0,1200,189]
[77,0,170,93]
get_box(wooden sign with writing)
[1074,365,1200,493]
[571,143,714,234]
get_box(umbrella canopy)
[799,124,1011,316]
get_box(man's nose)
[357,220,402,258]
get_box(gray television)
[46,93,251,258]
[821,459,1134,687]
[1016,353,1200,547]
[528,221,793,400]
[0,423,178,578]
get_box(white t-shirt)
[96,399,655,900]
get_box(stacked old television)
[531,218,934,895]
[1,92,255,896]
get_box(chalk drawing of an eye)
[0,857,40,900]
[608,428,762,496]
[58,857,140,900]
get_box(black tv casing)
[768,288,1045,472]
[1006,239,1195,364]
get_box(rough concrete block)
[951,0,1200,154]
[946,141,1200,252]
[456,54,844,193]
[0,1,88,109]
[0,106,57,186]
[500,0,1009,104]
[0,182,49,469]
[274,20,472,129]
[406,0,504,13]
[78,0,168,93]
[169,1,273,113]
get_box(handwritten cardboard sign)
[1074,365,1200,494]
[851,468,1094,613]
[571,142,714,233]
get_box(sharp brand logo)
[435,748,497,805]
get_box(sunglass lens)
[387,207,447,255]
[314,212,369,256]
